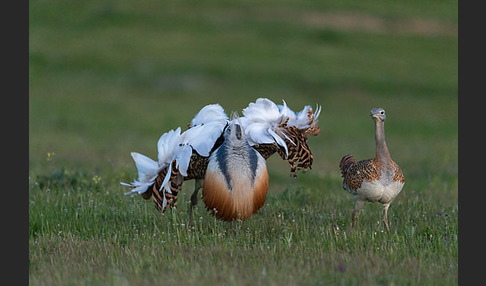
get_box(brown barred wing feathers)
[339,154,356,177]
[341,159,380,195]
[278,126,315,176]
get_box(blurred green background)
[29,0,457,182]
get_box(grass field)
[29,0,458,285]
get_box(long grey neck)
[375,120,391,162]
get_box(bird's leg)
[188,179,203,227]
[352,200,365,228]
[382,203,390,231]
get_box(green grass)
[29,0,457,285]
[29,169,457,285]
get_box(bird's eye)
[380,111,384,115]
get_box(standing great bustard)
[339,108,404,231]
[122,98,321,223]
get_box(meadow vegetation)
[30,0,457,285]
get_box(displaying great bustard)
[202,115,269,221]
[339,108,404,231]
[122,98,321,223]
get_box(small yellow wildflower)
[93,175,102,184]
[46,152,55,161]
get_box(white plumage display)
[122,98,321,222]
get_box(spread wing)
[240,98,291,156]
[122,103,229,200]
[240,98,321,175]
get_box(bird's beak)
[371,113,385,121]
[235,124,242,140]
[370,112,381,121]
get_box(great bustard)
[122,98,321,223]
[202,115,269,221]
[339,108,404,231]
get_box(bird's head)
[225,112,246,142]
[371,108,386,122]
